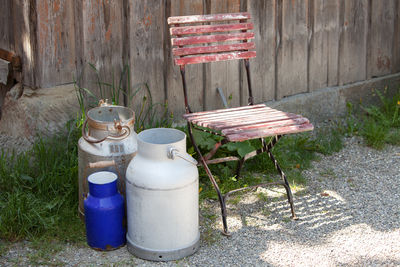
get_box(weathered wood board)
[338,0,368,85]
[80,0,125,101]
[204,0,241,110]
[392,1,400,74]
[128,0,166,118]
[277,0,308,99]
[0,0,13,52]
[245,0,276,103]
[367,0,395,78]
[309,0,340,91]
[167,0,204,119]
[36,0,76,88]
[1,0,399,118]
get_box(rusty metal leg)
[187,122,231,235]
[265,135,298,220]
[235,158,245,178]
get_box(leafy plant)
[359,87,400,149]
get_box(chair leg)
[235,158,245,178]
[187,122,231,235]
[266,136,298,220]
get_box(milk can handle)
[81,118,131,144]
[167,147,198,166]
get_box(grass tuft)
[0,123,84,242]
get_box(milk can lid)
[88,171,118,185]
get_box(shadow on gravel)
[230,187,400,246]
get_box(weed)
[386,128,400,146]
[361,118,388,149]
[28,239,65,266]
[356,87,400,149]
[74,63,173,132]
[261,207,271,217]
[227,195,242,205]
[319,168,336,178]
[0,123,84,242]
[0,239,9,257]
[200,206,220,245]
[257,192,269,202]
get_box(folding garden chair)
[168,12,314,235]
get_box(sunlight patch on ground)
[259,224,400,266]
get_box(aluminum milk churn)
[78,101,137,218]
[84,171,125,250]
[125,128,200,261]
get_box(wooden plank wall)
[1,0,399,118]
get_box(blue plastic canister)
[84,171,125,250]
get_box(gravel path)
[1,136,399,266]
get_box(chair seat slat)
[175,51,256,65]
[173,42,255,56]
[226,123,314,142]
[185,105,277,122]
[183,104,267,118]
[170,22,254,35]
[206,114,307,130]
[167,12,251,25]
[196,113,303,129]
[171,32,254,46]
[189,108,284,124]
[220,117,310,134]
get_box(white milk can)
[125,128,200,261]
[78,101,137,218]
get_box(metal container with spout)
[78,101,137,218]
[125,128,200,261]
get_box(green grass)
[0,122,85,243]
[343,87,400,149]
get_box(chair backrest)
[168,12,256,66]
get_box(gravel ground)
[1,136,399,266]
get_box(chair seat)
[183,104,314,142]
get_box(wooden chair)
[168,12,313,235]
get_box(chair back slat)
[170,22,253,36]
[167,12,251,24]
[174,51,256,66]
[171,32,254,46]
[173,42,255,57]
[168,12,256,66]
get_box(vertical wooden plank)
[391,0,400,74]
[0,0,13,51]
[167,0,204,119]
[81,0,124,99]
[309,0,340,91]
[12,0,37,88]
[367,0,395,78]
[36,0,76,88]
[204,0,241,110]
[245,0,276,103]
[338,0,368,85]
[277,0,308,99]
[128,1,165,113]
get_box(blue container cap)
[88,171,118,197]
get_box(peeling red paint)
[105,27,112,41]
[377,55,391,70]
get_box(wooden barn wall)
[1,0,400,119]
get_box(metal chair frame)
[168,12,313,235]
